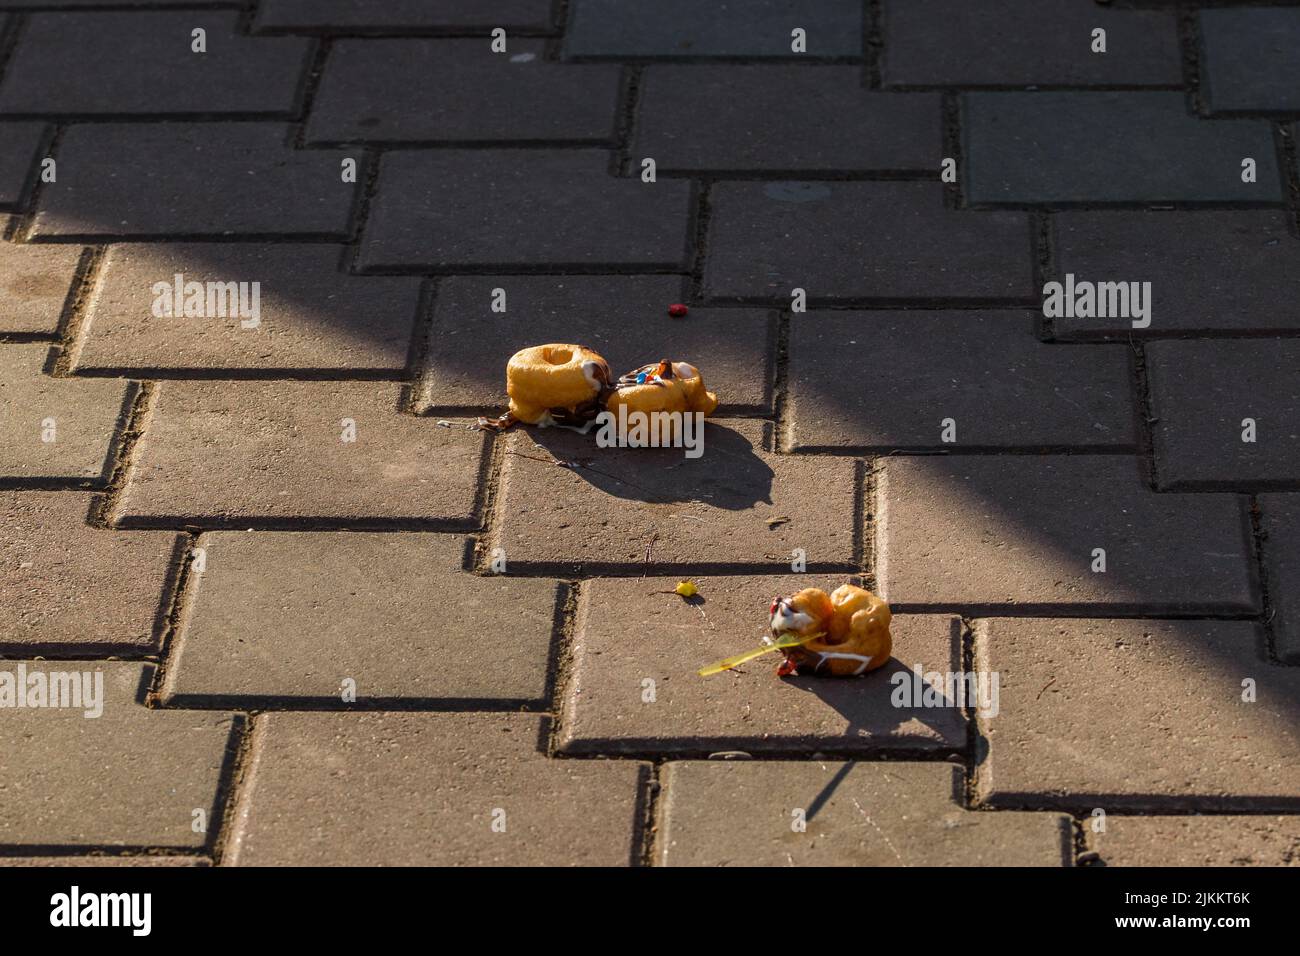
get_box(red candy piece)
[668,303,689,317]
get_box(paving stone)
[882,0,1182,88]
[162,532,560,706]
[31,124,355,238]
[877,456,1259,613]
[1260,494,1300,664]
[1053,210,1300,338]
[72,244,423,375]
[0,12,310,116]
[788,311,1135,451]
[964,92,1282,204]
[419,275,772,413]
[254,0,554,32]
[704,182,1031,301]
[493,420,856,572]
[0,342,132,485]
[635,66,939,172]
[657,761,1070,866]
[0,661,237,847]
[0,121,44,210]
[306,40,619,144]
[974,618,1300,808]
[0,239,82,335]
[0,0,214,6]
[228,712,646,865]
[113,382,486,528]
[559,574,963,754]
[1147,339,1300,490]
[360,150,692,270]
[567,0,861,58]
[1200,8,1300,114]
[0,856,208,866]
[1086,815,1300,866]
[0,492,176,652]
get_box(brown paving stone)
[306,39,619,144]
[876,456,1260,614]
[1086,814,1300,866]
[0,343,133,485]
[229,712,645,866]
[419,275,771,413]
[657,761,1070,866]
[974,618,1300,808]
[788,311,1135,451]
[0,239,82,335]
[0,12,310,115]
[1261,494,1300,663]
[0,661,237,847]
[360,149,693,270]
[0,855,208,867]
[31,124,355,239]
[1147,339,1300,490]
[163,531,559,706]
[493,420,856,572]
[635,66,939,172]
[882,0,1182,88]
[559,574,964,754]
[254,0,554,32]
[72,244,423,375]
[115,382,486,528]
[0,492,176,651]
[0,121,44,210]
[1053,211,1300,338]
[704,181,1032,302]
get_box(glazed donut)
[607,360,720,418]
[505,344,612,426]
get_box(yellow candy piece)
[698,632,823,677]
[675,581,698,598]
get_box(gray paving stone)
[964,92,1282,204]
[0,121,44,210]
[974,618,1300,808]
[0,342,132,485]
[73,244,422,375]
[788,311,1135,451]
[493,420,857,572]
[877,455,1260,614]
[1053,210,1300,338]
[254,0,554,32]
[1086,814,1300,866]
[1147,339,1300,490]
[0,12,310,115]
[0,661,237,847]
[704,182,1031,301]
[0,492,176,652]
[1261,495,1300,663]
[32,124,355,238]
[162,532,560,706]
[658,762,1070,866]
[360,150,693,270]
[883,0,1182,88]
[419,275,772,413]
[0,239,82,335]
[1200,8,1300,114]
[565,0,862,58]
[306,40,620,144]
[113,382,487,528]
[559,573,964,754]
[635,66,939,172]
[229,712,646,865]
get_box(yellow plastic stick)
[698,632,824,677]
